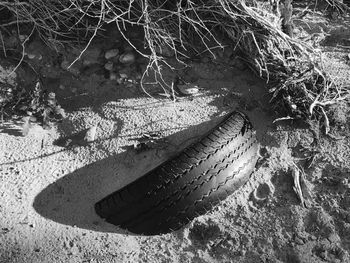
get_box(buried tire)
[95,111,259,235]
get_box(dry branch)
[0,0,349,124]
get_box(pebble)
[119,73,128,79]
[27,53,36,59]
[104,61,114,71]
[319,251,327,259]
[105,49,119,60]
[119,52,135,64]
[29,116,37,122]
[18,35,27,42]
[109,72,118,80]
[177,84,200,95]
[84,125,97,142]
[341,178,350,189]
[327,233,340,243]
[294,236,304,245]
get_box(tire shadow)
[33,114,229,234]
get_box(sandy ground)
[1,15,350,263]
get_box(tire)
[95,111,259,235]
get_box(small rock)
[294,236,304,245]
[18,35,27,42]
[119,52,135,64]
[104,61,114,71]
[105,49,119,60]
[59,84,65,90]
[119,73,128,79]
[84,125,97,142]
[109,72,118,80]
[70,245,80,255]
[319,251,327,260]
[309,235,317,241]
[177,84,200,96]
[22,116,31,136]
[341,178,350,189]
[27,53,36,59]
[29,116,37,122]
[327,233,340,243]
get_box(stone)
[18,35,28,42]
[109,72,118,80]
[84,125,97,142]
[27,53,36,59]
[119,73,128,79]
[119,52,135,64]
[177,84,200,96]
[105,49,119,60]
[104,61,114,71]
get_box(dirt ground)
[1,11,350,263]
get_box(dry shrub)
[0,0,349,127]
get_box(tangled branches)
[0,0,349,124]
